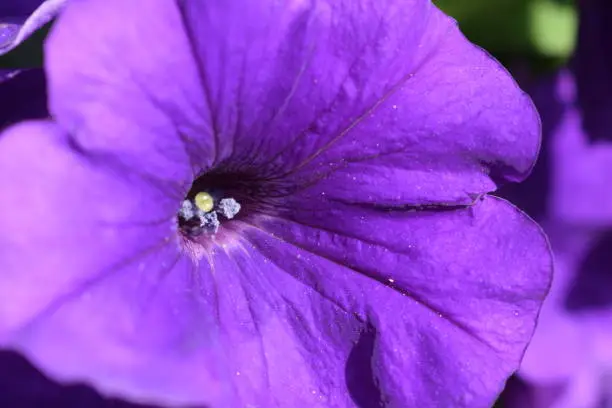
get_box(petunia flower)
[0,0,551,407]
[500,1,612,406]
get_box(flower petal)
[0,120,182,332]
[249,195,552,406]
[519,222,595,384]
[505,66,612,406]
[44,0,215,181]
[0,121,362,407]
[0,122,552,407]
[0,1,552,407]
[0,121,207,402]
[180,0,539,205]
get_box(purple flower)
[0,0,551,407]
[514,76,612,405]
[501,1,612,406]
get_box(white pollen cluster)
[179,200,195,220]
[178,194,241,235]
[197,209,220,233]
[217,198,241,219]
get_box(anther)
[179,200,195,220]
[178,191,241,237]
[217,198,241,219]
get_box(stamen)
[217,198,241,219]
[177,191,242,238]
[197,209,220,234]
[179,200,195,220]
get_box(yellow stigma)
[194,192,214,213]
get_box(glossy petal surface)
[0,0,551,407]
[251,195,550,407]
[0,124,551,405]
[179,0,540,205]
[45,0,214,181]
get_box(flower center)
[175,170,275,252]
[177,192,241,236]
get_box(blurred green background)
[435,0,577,77]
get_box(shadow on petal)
[345,323,384,408]
[496,375,567,408]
